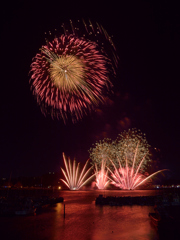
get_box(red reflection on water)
[0,190,165,240]
[51,190,160,240]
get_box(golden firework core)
[49,55,85,89]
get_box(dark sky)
[0,1,180,180]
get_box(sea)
[0,189,180,240]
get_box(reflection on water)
[0,190,172,240]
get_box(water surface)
[0,190,176,240]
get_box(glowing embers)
[95,159,109,190]
[60,153,94,190]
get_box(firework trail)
[60,153,95,190]
[29,19,118,123]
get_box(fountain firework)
[89,129,167,190]
[108,148,167,190]
[95,159,109,190]
[60,153,95,190]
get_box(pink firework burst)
[29,19,118,123]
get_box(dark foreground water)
[0,189,179,240]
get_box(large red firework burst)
[29,19,118,122]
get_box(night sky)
[0,1,180,180]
